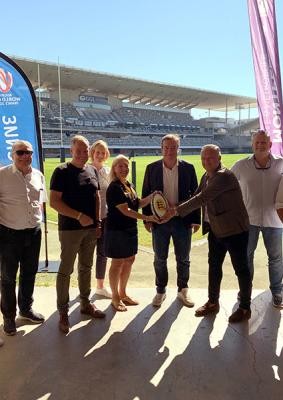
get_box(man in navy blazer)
[142,134,201,307]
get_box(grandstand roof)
[12,55,257,111]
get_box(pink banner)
[248,0,283,155]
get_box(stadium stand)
[38,97,255,157]
[11,56,258,156]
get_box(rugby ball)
[151,192,169,219]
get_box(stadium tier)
[38,98,254,156]
[10,56,257,156]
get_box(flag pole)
[37,63,49,272]
[58,57,65,162]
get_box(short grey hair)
[252,129,270,140]
[12,140,33,153]
[201,144,221,157]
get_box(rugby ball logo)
[151,192,169,219]
[0,68,13,93]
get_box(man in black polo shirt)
[50,135,105,333]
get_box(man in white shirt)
[142,134,201,307]
[0,140,46,336]
[231,130,283,308]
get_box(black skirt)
[104,226,138,258]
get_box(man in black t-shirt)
[50,135,105,334]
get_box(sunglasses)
[14,150,33,156]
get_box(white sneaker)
[152,293,166,307]
[177,288,194,307]
[95,287,112,298]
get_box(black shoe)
[272,294,283,309]
[3,318,17,336]
[18,309,45,324]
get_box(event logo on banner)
[0,69,13,93]
[248,0,283,155]
[0,52,43,169]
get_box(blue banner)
[0,52,43,170]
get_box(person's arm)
[93,166,101,225]
[139,191,160,208]
[95,191,102,237]
[177,171,237,218]
[40,173,48,203]
[39,173,48,213]
[139,193,152,208]
[230,162,240,179]
[116,203,158,223]
[275,176,283,222]
[50,190,93,227]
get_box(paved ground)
[0,288,282,400]
[1,224,282,399]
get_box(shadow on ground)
[0,288,282,400]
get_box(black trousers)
[0,224,41,319]
[208,230,252,310]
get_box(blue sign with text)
[0,52,42,170]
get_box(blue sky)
[3,0,283,117]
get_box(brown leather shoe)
[80,303,106,318]
[59,313,70,334]
[228,308,251,323]
[195,301,220,317]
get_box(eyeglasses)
[14,150,33,156]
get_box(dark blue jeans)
[208,230,252,310]
[152,217,192,293]
[0,224,41,319]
